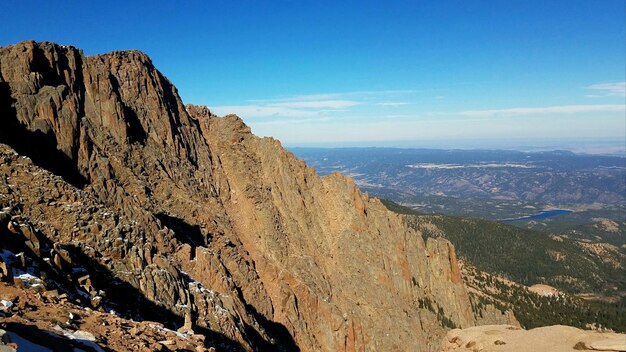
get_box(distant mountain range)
[291,147,626,207]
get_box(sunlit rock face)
[0,41,508,351]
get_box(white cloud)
[586,82,626,97]
[268,100,359,108]
[211,99,359,118]
[249,93,340,103]
[340,89,418,97]
[459,104,625,117]
[249,89,418,104]
[252,116,334,125]
[213,89,418,118]
[377,102,409,107]
[384,114,414,118]
[210,105,318,118]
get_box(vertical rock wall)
[0,40,495,351]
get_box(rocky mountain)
[380,201,626,333]
[403,212,626,297]
[0,41,516,351]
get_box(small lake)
[498,209,573,222]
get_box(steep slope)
[196,110,481,350]
[406,214,625,295]
[380,201,626,333]
[0,41,510,351]
[380,200,626,297]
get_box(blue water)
[499,209,573,222]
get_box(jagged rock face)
[0,41,503,351]
[198,113,477,350]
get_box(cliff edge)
[0,41,510,351]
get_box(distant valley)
[291,147,626,206]
[292,147,626,240]
[293,147,626,332]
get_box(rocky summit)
[0,40,515,351]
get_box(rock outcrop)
[0,41,510,351]
[0,282,213,352]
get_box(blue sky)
[2,1,625,150]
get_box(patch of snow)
[0,299,13,310]
[52,325,105,352]
[72,330,97,342]
[188,281,215,295]
[15,273,44,288]
[149,323,189,339]
[214,303,229,317]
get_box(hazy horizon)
[285,137,626,157]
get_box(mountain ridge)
[0,40,511,351]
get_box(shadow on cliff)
[155,212,208,248]
[0,321,112,352]
[108,74,147,145]
[243,303,301,352]
[0,82,88,189]
[152,213,300,351]
[64,244,247,351]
